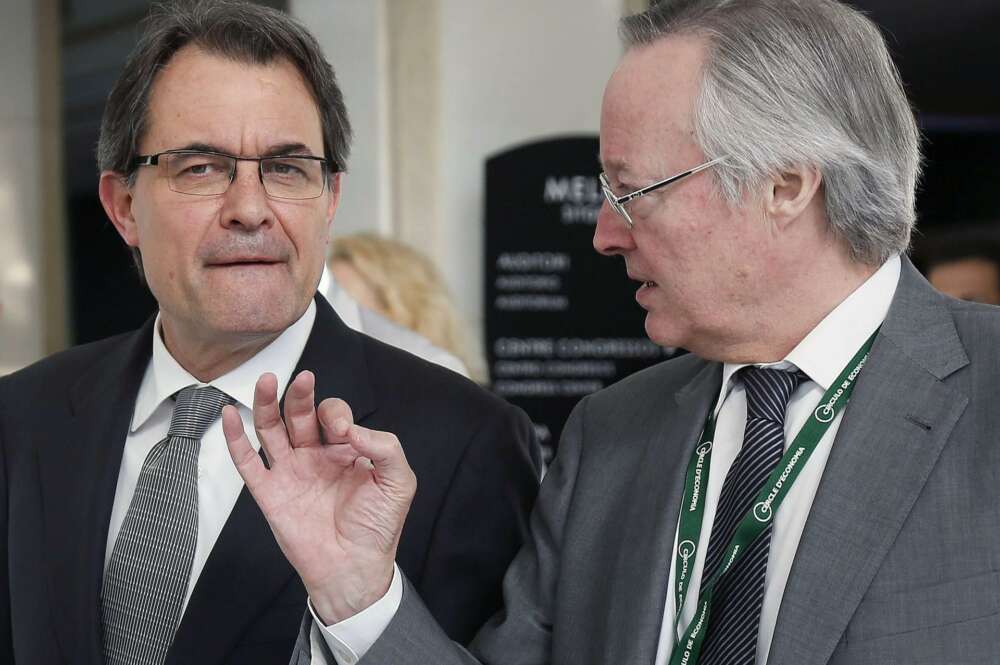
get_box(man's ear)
[99,171,140,247]
[325,172,342,234]
[763,164,823,230]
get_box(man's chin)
[643,313,680,350]
[200,292,311,338]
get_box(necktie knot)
[740,367,804,423]
[167,385,235,440]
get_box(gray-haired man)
[231,1,1000,664]
[0,2,539,664]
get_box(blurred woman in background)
[329,233,485,382]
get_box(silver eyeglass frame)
[599,155,728,228]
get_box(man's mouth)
[208,257,282,267]
[627,271,656,289]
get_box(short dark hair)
[913,224,1000,279]
[99,0,351,175]
[97,0,352,277]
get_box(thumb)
[347,425,416,496]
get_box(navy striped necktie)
[699,366,805,665]
[101,385,234,665]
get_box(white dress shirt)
[319,256,902,665]
[655,255,900,665]
[104,301,316,616]
[318,267,365,332]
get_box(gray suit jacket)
[295,258,1000,665]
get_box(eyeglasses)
[133,149,337,200]
[599,155,727,228]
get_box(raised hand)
[222,370,417,625]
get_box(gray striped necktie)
[101,385,234,665]
[699,367,804,665]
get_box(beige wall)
[291,0,628,359]
[0,0,66,374]
[292,0,393,237]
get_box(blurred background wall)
[2,0,999,375]
[1,0,65,375]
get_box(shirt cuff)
[308,564,403,665]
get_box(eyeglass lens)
[599,174,633,227]
[161,152,326,199]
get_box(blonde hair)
[330,233,483,381]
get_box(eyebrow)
[261,142,317,158]
[175,141,229,154]
[172,142,318,158]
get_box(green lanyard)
[668,329,879,665]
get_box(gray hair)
[98,0,352,277]
[621,0,921,265]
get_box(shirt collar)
[130,300,318,433]
[318,265,363,331]
[717,255,901,407]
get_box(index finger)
[343,425,416,495]
[222,404,268,490]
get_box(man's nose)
[220,161,274,231]
[593,200,635,256]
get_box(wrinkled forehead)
[599,35,708,175]
[143,44,324,155]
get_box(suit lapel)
[603,360,722,665]
[297,296,377,426]
[768,260,970,665]
[37,319,154,665]
[169,297,376,664]
[165,483,300,665]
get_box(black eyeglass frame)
[599,155,727,228]
[132,149,339,200]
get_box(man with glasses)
[0,2,540,664]
[249,1,999,664]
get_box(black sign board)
[485,136,674,462]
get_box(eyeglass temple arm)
[618,155,728,205]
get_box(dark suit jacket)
[296,259,1000,665]
[0,296,541,665]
